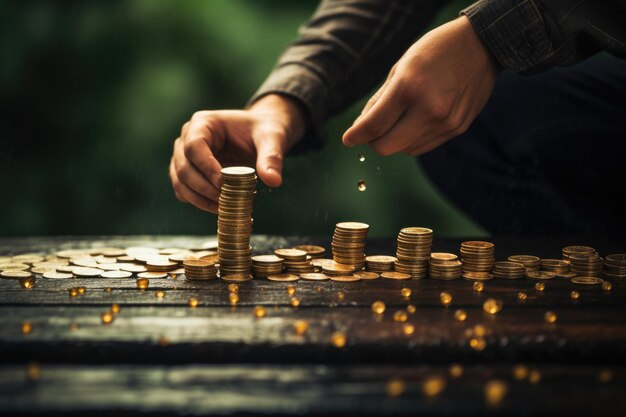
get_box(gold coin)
[381,271,411,280]
[1,270,32,279]
[73,267,103,277]
[252,255,284,263]
[0,263,30,271]
[330,275,360,282]
[266,273,299,282]
[431,253,458,261]
[293,245,326,257]
[101,271,133,278]
[221,274,253,282]
[300,273,330,281]
[526,271,556,280]
[137,272,168,279]
[42,272,73,279]
[353,271,380,280]
[336,222,369,231]
[365,255,397,264]
[462,271,494,281]
[274,248,307,259]
[571,276,604,285]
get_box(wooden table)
[1,235,625,416]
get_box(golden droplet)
[371,301,386,315]
[337,291,345,301]
[517,292,527,301]
[400,287,412,298]
[136,278,149,289]
[290,297,301,308]
[386,378,405,397]
[454,309,468,322]
[69,288,79,297]
[287,285,296,296]
[228,283,239,293]
[570,290,580,300]
[483,298,503,315]
[485,379,508,407]
[512,364,529,380]
[544,310,557,324]
[358,153,365,162]
[158,336,169,346]
[598,370,613,383]
[111,304,121,314]
[440,292,452,306]
[293,320,310,335]
[357,179,366,192]
[26,362,41,381]
[528,369,541,384]
[22,321,32,334]
[331,331,347,348]
[473,281,484,292]
[469,337,486,351]
[253,305,267,318]
[449,364,464,378]
[422,376,446,397]
[402,323,415,335]
[155,290,166,299]
[70,323,79,332]
[77,287,86,295]
[101,311,114,325]
[188,297,199,308]
[19,276,35,289]
[535,282,545,292]
[104,287,112,293]
[229,292,239,305]
[406,304,416,314]
[473,324,487,337]
[602,281,613,291]
[393,310,408,322]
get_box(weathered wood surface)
[0,235,625,416]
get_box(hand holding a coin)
[169,94,306,212]
[342,16,499,156]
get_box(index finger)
[183,116,226,190]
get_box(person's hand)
[169,94,305,213]
[342,16,500,156]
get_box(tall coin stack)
[217,166,257,280]
[569,252,603,277]
[604,254,626,278]
[460,241,495,273]
[331,222,369,269]
[394,227,433,279]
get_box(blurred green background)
[0,0,484,238]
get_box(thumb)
[253,130,286,188]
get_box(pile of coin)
[394,227,432,279]
[569,252,603,277]
[604,254,626,278]
[493,261,526,279]
[508,255,540,273]
[460,241,495,273]
[331,222,369,269]
[251,255,284,278]
[365,255,397,273]
[428,253,462,280]
[183,259,218,280]
[562,245,596,261]
[217,166,256,280]
[274,248,313,274]
[293,245,326,259]
[540,259,570,276]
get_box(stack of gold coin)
[569,252,603,277]
[251,255,284,278]
[274,248,314,274]
[562,245,596,261]
[460,241,495,273]
[365,255,397,273]
[321,260,356,276]
[146,258,178,273]
[493,261,526,279]
[507,255,540,273]
[429,253,462,280]
[217,166,256,280]
[604,254,626,278]
[183,259,218,280]
[393,227,432,278]
[331,222,369,269]
[540,259,570,275]
[293,245,326,259]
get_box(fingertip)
[261,167,283,188]
[342,130,354,147]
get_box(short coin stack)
[508,255,540,274]
[460,241,495,273]
[493,261,526,279]
[274,249,314,275]
[394,227,433,278]
[569,252,603,277]
[251,255,284,278]
[365,255,397,273]
[183,259,218,280]
[540,259,571,276]
[217,167,257,280]
[331,222,369,269]
[428,253,462,280]
[604,254,626,278]
[562,245,596,262]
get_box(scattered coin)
[137,272,168,279]
[266,273,299,282]
[300,273,330,281]
[330,275,361,282]
[73,267,103,277]
[462,271,494,281]
[353,271,380,280]
[381,271,411,280]
[526,271,556,280]
[42,272,74,279]
[1,270,32,279]
[571,276,604,285]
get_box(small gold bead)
[440,292,452,306]
[393,310,408,322]
[290,297,301,308]
[188,297,199,308]
[386,378,405,397]
[422,376,446,397]
[228,283,239,293]
[253,305,267,318]
[111,304,121,314]
[331,331,347,348]
[136,278,149,289]
[535,282,545,292]
[473,281,484,292]
[570,290,580,300]
[602,281,613,291]
[371,301,386,315]
[402,323,415,335]
[449,364,464,378]
[228,292,239,305]
[287,285,296,295]
[101,311,114,325]
[454,309,467,322]
[22,321,32,334]
[155,290,166,299]
[544,311,557,324]
[517,292,528,301]
[293,320,310,335]
[406,304,416,314]
[482,298,503,315]
[400,287,411,298]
